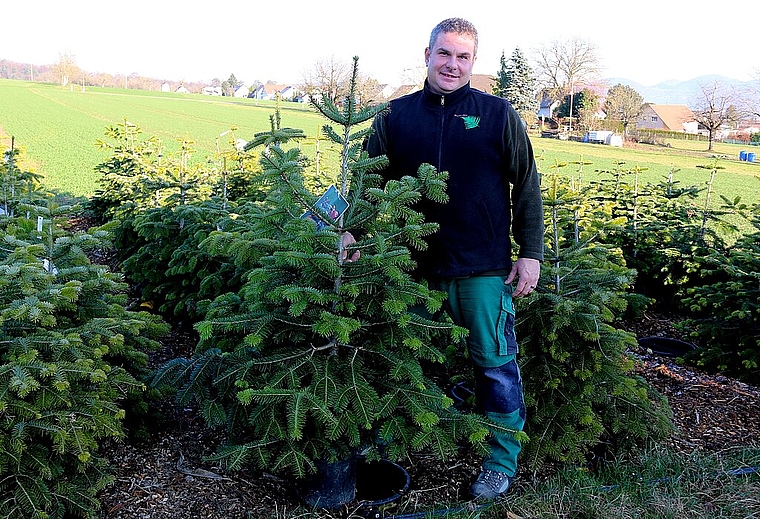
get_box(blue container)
[748,152,756,163]
[739,150,747,161]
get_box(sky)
[2,0,758,88]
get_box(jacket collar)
[423,79,471,106]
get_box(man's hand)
[341,232,360,263]
[506,257,540,298]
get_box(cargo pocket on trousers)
[497,288,518,356]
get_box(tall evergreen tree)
[493,48,539,126]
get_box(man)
[365,17,544,501]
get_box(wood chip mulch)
[95,315,760,519]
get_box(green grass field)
[533,135,760,209]
[1,78,759,206]
[0,79,324,196]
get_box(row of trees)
[89,71,758,502]
[0,144,169,518]
[87,78,676,495]
[0,55,268,95]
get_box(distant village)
[111,67,757,147]
[166,78,414,104]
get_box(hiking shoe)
[469,469,513,501]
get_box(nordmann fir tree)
[517,159,673,469]
[85,121,163,276]
[0,147,168,519]
[152,57,495,481]
[88,120,164,224]
[89,122,254,323]
[118,136,237,321]
[680,194,760,384]
[595,159,727,310]
[1,144,46,218]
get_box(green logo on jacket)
[455,114,480,129]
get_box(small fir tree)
[599,160,729,308]
[152,58,494,479]
[0,144,45,218]
[90,123,258,323]
[680,190,760,384]
[0,156,168,518]
[518,159,674,469]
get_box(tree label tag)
[301,185,349,229]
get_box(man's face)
[424,31,477,95]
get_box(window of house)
[652,116,659,122]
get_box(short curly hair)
[429,18,478,56]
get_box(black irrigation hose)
[382,502,491,519]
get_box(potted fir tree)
[152,58,495,509]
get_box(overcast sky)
[3,0,758,88]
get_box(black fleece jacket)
[366,80,544,279]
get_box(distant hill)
[604,75,759,105]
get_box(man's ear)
[424,47,430,66]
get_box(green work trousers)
[433,275,526,476]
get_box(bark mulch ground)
[95,312,760,519]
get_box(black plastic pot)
[637,336,697,357]
[356,457,410,504]
[297,456,357,509]
[296,456,410,512]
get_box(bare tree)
[53,52,79,87]
[690,81,739,151]
[301,56,381,106]
[400,65,427,88]
[533,37,601,132]
[735,68,760,120]
[301,56,351,105]
[354,75,383,105]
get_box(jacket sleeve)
[506,108,544,261]
[365,111,388,158]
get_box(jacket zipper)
[438,95,445,169]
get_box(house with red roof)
[637,104,699,133]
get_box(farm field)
[0,79,323,196]
[1,78,759,207]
